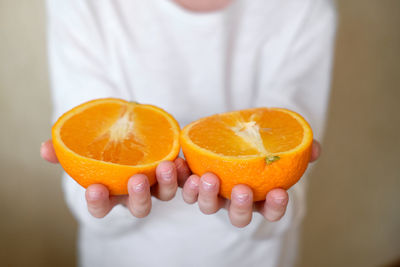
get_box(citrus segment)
[180,108,313,201]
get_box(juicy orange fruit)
[180,108,313,201]
[52,98,180,195]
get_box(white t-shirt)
[47,0,336,266]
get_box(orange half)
[52,98,180,195]
[180,108,313,201]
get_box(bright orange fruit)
[52,98,180,195]
[180,108,313,201]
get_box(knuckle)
[135,195,151,206]
[229,211,252,227]
[132,209,150,218]
[160,180,178,192]
[267,215,282,222]
[200,207,216,215]
[231,219,250,228]
[233,207,250,216]
[265,210,285,222]
[183,196,196,204]
[198,200,218,214]
[88,206,108,218]
[91,212,107,219]
[159,190,177,201]
[182,189,197,204]
[129,203,151,218]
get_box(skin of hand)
[40,139,321,227]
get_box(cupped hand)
[40,139,191,218]
[180,140,321,227]
[41,139,321,227]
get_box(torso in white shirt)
[47,0,336,266]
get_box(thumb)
[40,139,59,163]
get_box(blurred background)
[0,0,399,266]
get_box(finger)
[198,173,222,214]
[127,174,152,218]
[40,139,59,163]
[182,174,200,204]
[310,140,321,162]
[261,189,289,222]
[174,157,192,187]
[228,185,253,228]
[85,184,115,218]
[151,161,178,201]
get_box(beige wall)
[0,1,399,266]
[300,1,400,266]
[0,1,76,266]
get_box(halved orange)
[52,98,180,195]
[180,108,313,201]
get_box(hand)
[180,140,322,228]
[41,139,321,225]
[40,139,191,218]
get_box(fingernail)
[88,190,102,200]
[162,168,174,181]
[189,179,199,190]
[134,182,146,192]
[202,178,216,191]
[274,197,286,205]
[234,193,249,203]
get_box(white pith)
[230,120,268,155]
[108,110,135,143]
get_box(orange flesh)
[60,102,174,165]
[188,109,304,156]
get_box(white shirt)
[47,0,336,266]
